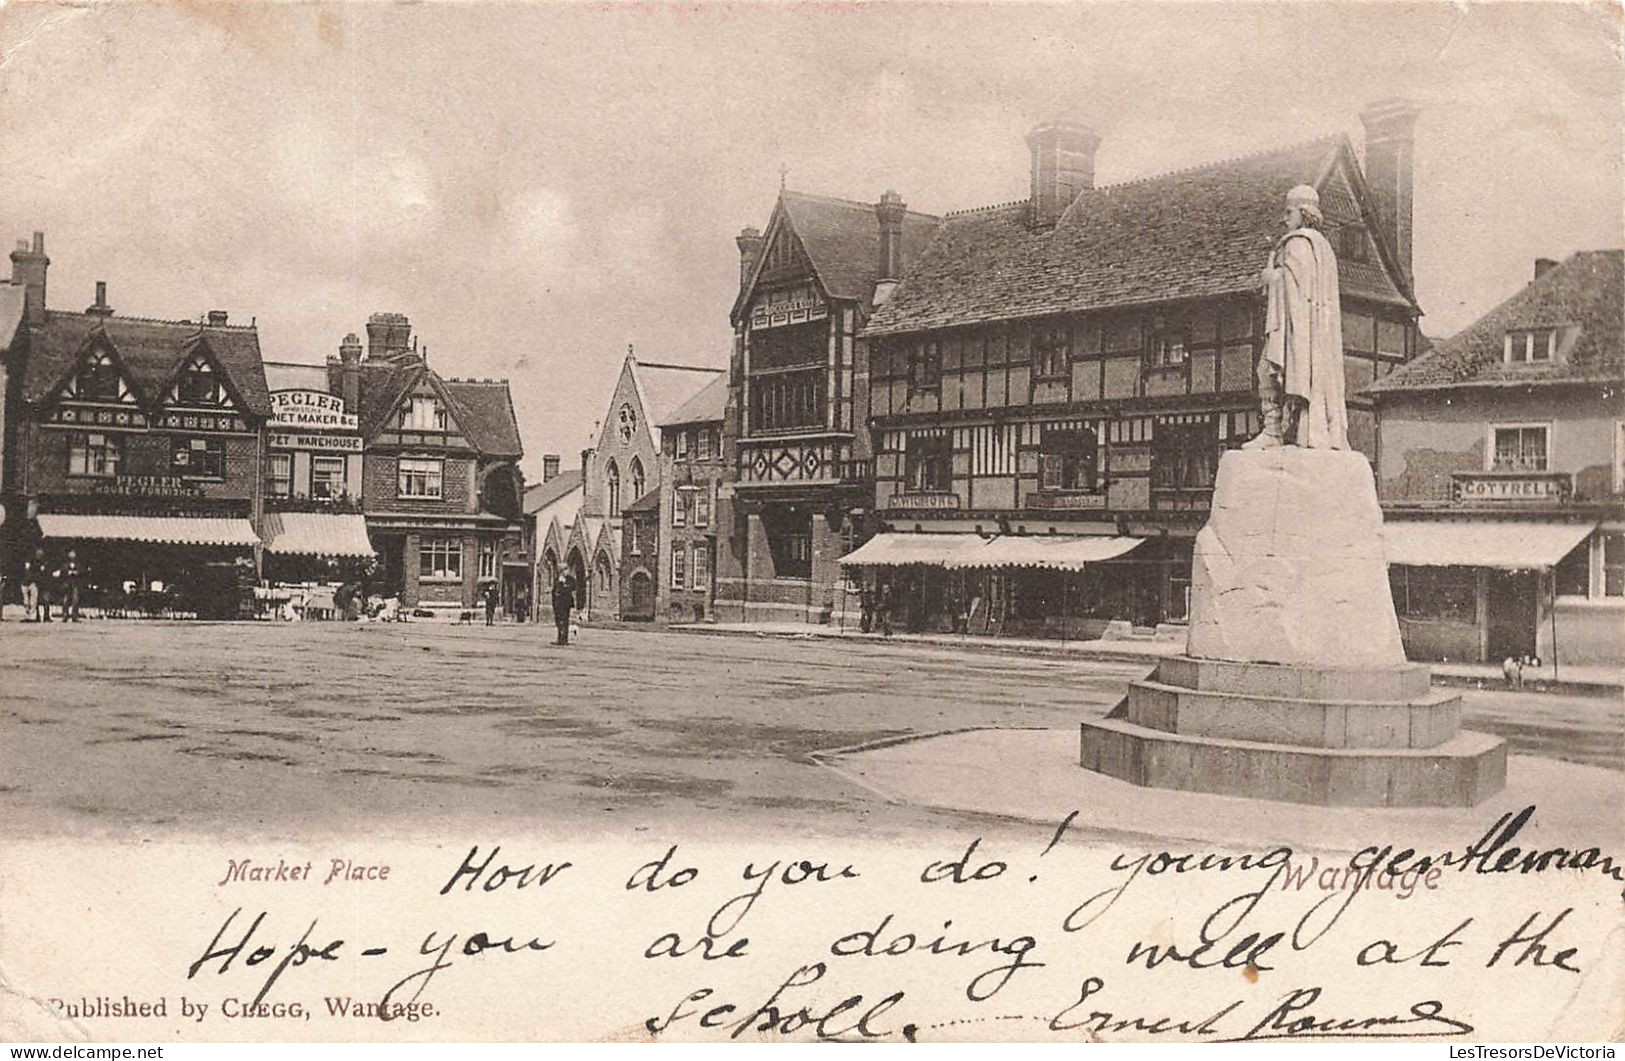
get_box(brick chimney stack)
[1359,98,1422,292]
[206,310,229,326]
[366,311,414,363]
[86,281,113,317]
[1533,257,1558,280]
[735,227,764,289]
[1026,121,1100,228]
[542,454,561,482]
[874,190,907,305]
[338,331,363,411]
[9,231,48,325]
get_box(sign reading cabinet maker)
[270,389,359,431]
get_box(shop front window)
[267,453,293,498]
[1039,428,1098,492]
[68,432,122,477]
[311,456,345,499]
[398,457,444,499]
[1556,540,1591,598]
[171,437,225,480]
[1389,566,1477,623]
[419,538,463,581]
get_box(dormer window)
[1504,328,1558,364]
[175,354,223,406]
[402,396,447,431]
[74,350,124,403]
[1339,224,1368,263]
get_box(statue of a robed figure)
[1245,184,1349,451]
[1079,186,1507,808]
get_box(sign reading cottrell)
[1451,472,1572,505]
[269,390,358,431]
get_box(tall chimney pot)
[542,454,561,482]
[86,281,113,317]
[206,309,229,326]
[874,189,908,305]
[338,332,363,411]
[1359,98,1422,292]
[1026,121,1101,227]
[735,226,765,289]
[9,230,49,325]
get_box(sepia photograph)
[0,0,1621,1047]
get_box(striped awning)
[261,512,375,558]
[838,532,989,567]
[963,535,1144,571]
[37,514,260,547]
[1383,519,1595,570]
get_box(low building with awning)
[839,531,1154,637]
[260,512,375,559]
[37,513,260,547]
[1368,251,1622,667]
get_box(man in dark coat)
[551,573,576,645]
[484,582,500,626]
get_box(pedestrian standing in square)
[484,582,499,626]
[551,573,575,645]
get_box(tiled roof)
[632,361,724,428]
[351,358,524,458]
[779,190,940,306]
[622,488,661,514]
[441,377,524,459]
[865,136,1412,337]
[1368,250,1622,393]
[524,468,584,515]
[660,371,727,427]
[22,311,271,416]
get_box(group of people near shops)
[14,548,84,622]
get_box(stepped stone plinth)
[1080,449,1507,808]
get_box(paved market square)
[3,622,1619,843]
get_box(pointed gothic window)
[630,457,645,503]
[607,459,621,517]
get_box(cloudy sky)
[2,2,1619,473]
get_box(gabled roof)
[351,357,523,459]
[864,135,1413,337]
[659,371,727,427]
[525,468,584,515]
[22,311,271,416]
[623,488,661,514]
[732,190,941,322]
[1369,250,1623,393]
[631,360,724,429]
[441,378,524,459]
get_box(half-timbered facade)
[854,105,1424,637]
[349,313,526,615]
[719,189,939,623]
[1,268,270,619]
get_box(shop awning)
[960,535,1145,571]
[37,514,260,547]
[838,532,989,567]
[261,512,376,558]
[1383,519,1595,570]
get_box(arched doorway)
[566,547,587,614]
[594,551,614,619]
[627,570,654,620]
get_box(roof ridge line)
[1092,133,1342,194]
[636,361,724,372]
[47,309,258,330]
[944,199,1029,218]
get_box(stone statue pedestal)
[1081,449,1507,807]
